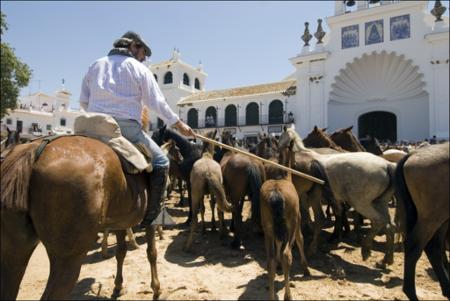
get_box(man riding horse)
[79,31,195,227]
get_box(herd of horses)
[0,123,448,300]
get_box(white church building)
[150,0,449,144]
[2,1,448,145]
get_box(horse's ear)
[345,125,353,132]
[313,125,318,131]
[283,126,287,132]
[6,126,10,133]
[322,127,328,132]
[213,129,217,138]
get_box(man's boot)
[140,166,169,227]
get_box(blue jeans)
[114,118,169,168]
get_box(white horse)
[279,127,396,266]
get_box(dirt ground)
[17,192,447,300]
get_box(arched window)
[195,78,201,90]
[225,105,237,126]
[154,74,158,82]
[187,108,198,128]
[246,102,259,125]
[269,99,283,124]
[205,106,217,127]
[183,73,190,86]
[164,71,173,84]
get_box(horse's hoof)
[375,260,387,269]
[361,247,370,261]
[231,240,242,250]
[112,286,127,298]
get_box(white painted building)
[0,89,84,139]
[173,0,449,143]
[2,1,448,144]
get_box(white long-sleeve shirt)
[79,55,179,126]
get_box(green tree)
[1,12,32,118]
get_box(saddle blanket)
[74,113,152,174]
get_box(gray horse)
[279,128,396,266]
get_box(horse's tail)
[1,142,39,211]
[310,159,335,205]
[247,164,263,225]
[393,154,415,242]
[269,190,288,243]
[206,172,232,212]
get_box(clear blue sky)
[1,1,447,109]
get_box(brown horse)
[184,130,233,252]
[220,130,266,248]
[394,142,449,300]
[329,126,367,153]
[260,176,310,300]
[1,136,161,299]
[303,126,344,152]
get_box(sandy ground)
[17,192,447,300]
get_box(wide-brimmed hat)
[113,31,152,57]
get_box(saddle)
[73,113,152,174]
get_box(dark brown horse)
[1,136,161,299]
[220,130,266,248]
[395,142,449,300]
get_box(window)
[6,118,12,125]
[183,73,190,86]
[46,124,52,130]
[225,105,237,126]
[60,118,66,126]
[269,100,284,124]
[195,78,201,90]
[187,108,198,128]
[164,72,173,84]
[205,106,217,127]
[245,102,259,125]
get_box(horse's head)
[256,134,279,159]
[359,135,383,155]
[279,127,306,165]
[303,126,337,149]
[330,126,366,152]
[161,139,183,163]
[221,130,234,146]
[202,129,217,155]
[1,128,20,158]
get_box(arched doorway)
[187,108,198,128]
[358,111,397,142]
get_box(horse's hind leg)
[101,229,110,258]
[294,225,310,276]
[41,251,87,299]
[126,227,140,250]
[112,230,128,297]
[210,195,217,232]
[424,221,450,298]
[402,222,437,301]
[1,212,39,300]
[145,225,161,299]
[282,243,293,300]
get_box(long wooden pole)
[194,133,324,185]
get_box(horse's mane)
[280,128,309,152]
[161,127,201,159]
[202,130,217,156]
